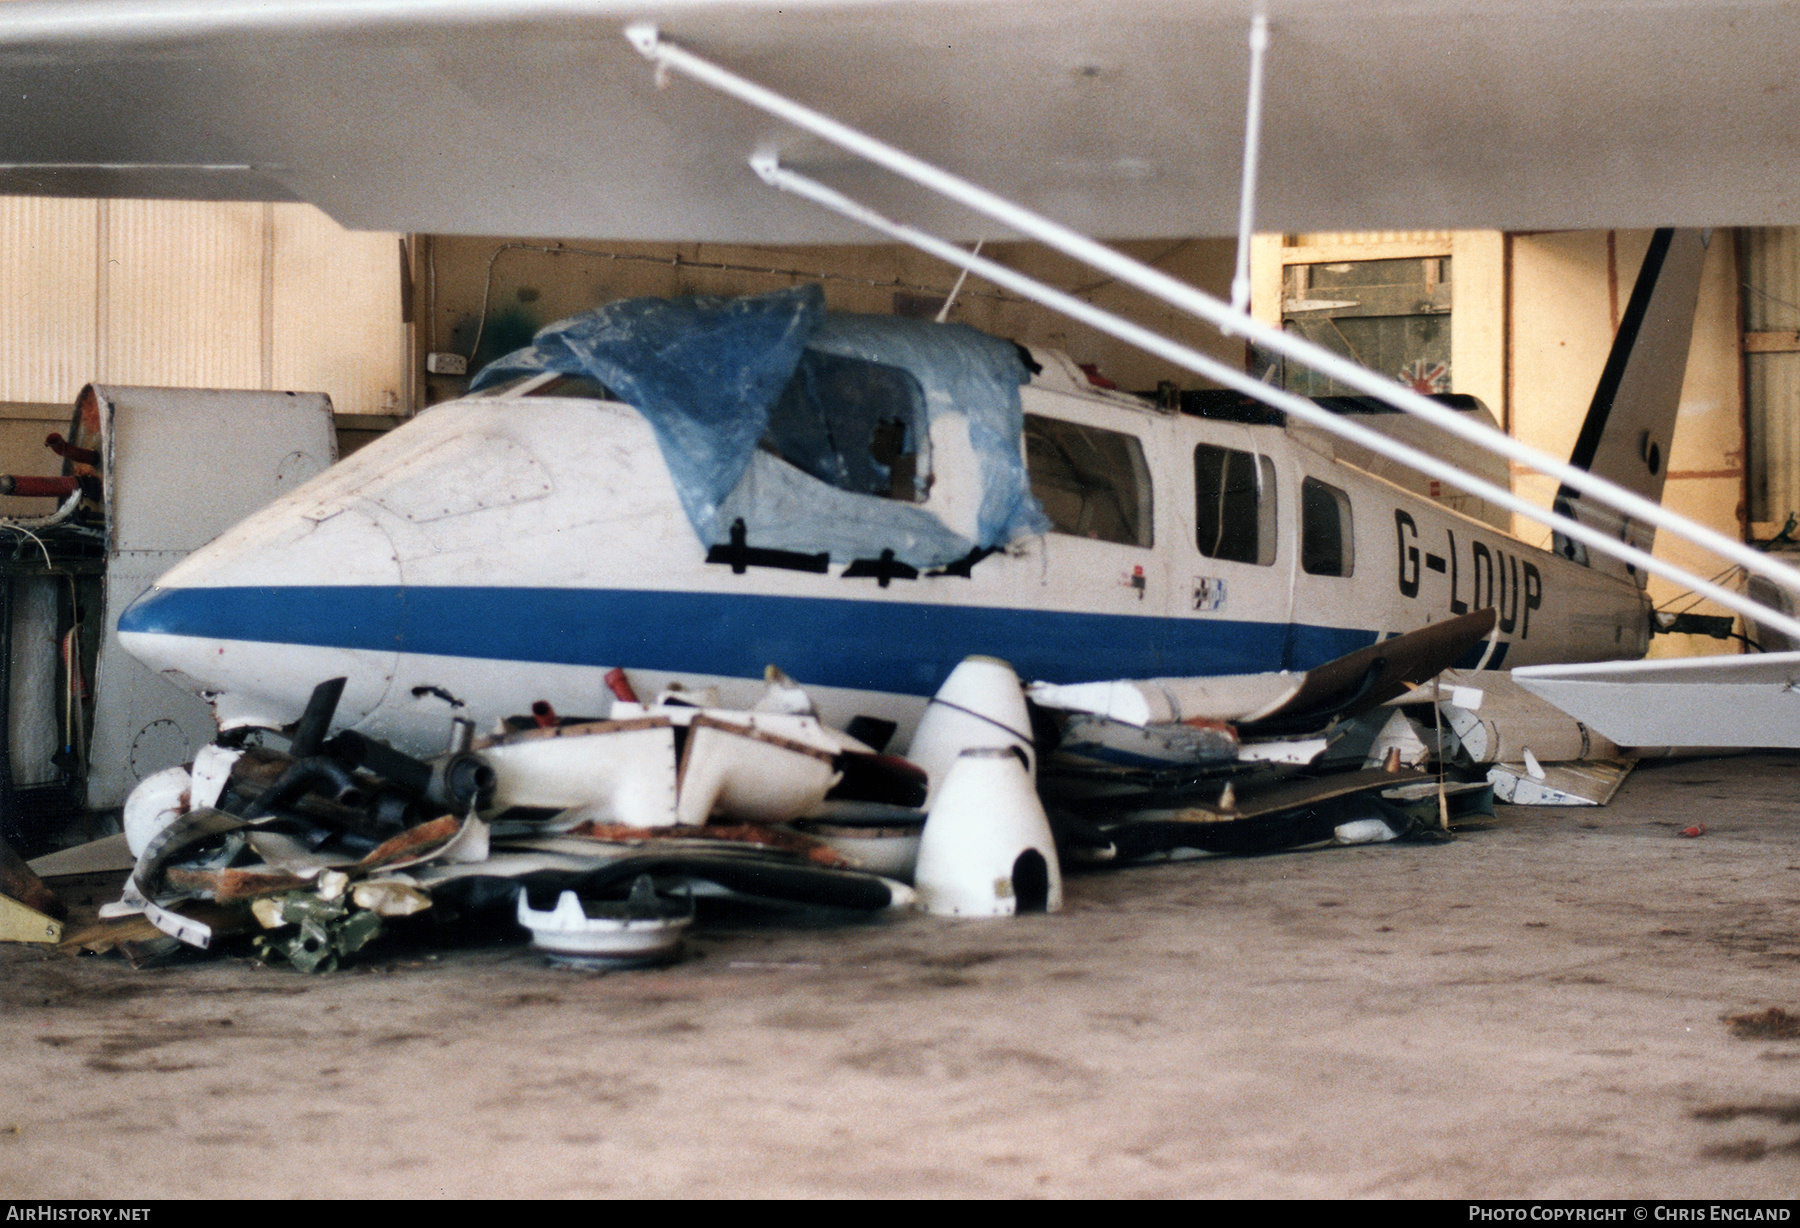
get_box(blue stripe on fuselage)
[119,585,1380,697]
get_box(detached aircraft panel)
[1513,652,1800,750]
[5,1,1800,238]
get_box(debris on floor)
[1487,758,1634,806]
[0,830,66,944]
[516,874,694,968]
[1725,1007,1800,1040]
[20,652,1609,973]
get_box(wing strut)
[626,23,1800,646]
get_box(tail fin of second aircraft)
[1551,228,1709,581]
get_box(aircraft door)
[1183,429,1293,675]
[1020,404,1163,626]
[1283,469,1374,670]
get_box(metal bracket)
[0,892,61,944]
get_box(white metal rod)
[753,156,1800,649]
[628,24,1800,607]
[935,239,982,324]
[1229,13,1270,318]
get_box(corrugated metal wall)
[272,205,406,416]
[0,198,97,404]
[0,198,404,415]
[103,200,265,390]
[1742,228,1800,524]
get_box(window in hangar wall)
[1268,255,1452,397]
[1249,233,1455,400]
[1740,228,1800,531]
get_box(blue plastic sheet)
[471,286,1049,567]
[472,285,823,538]
[804,312,1051,555]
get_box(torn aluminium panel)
[25,832,135,878]
[1487,759,1635,806]
[1419,668,1624,764]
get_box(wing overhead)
[1512,653,1800,749]
[6,1,1800,239]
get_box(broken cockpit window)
[1025,414,1153,548]
[468,285,1048,569]
[761,351,928,503]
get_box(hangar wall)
[1509,231,1745,658]
[0,197,406,515]
[0,197,405,413]
[1740,229,1800,530]
[413,235,1240,406]
[1253,228,1747,659]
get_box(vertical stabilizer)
[1552,229,1708,581]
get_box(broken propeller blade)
[289,676,348,758]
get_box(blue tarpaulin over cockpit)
[470,285,1049,567]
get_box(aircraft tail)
[1551,228,1709,581]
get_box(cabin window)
[761,351,929,502]
[1025,414,1153,547]
[1301,477,1354,576]
[1194,445,1277,565]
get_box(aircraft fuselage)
[119,354,1646,759]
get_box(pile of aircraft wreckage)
[78,599,1608,972]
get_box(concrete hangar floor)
[4,753,1800,1199]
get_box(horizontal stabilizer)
[1513,651,1800,748]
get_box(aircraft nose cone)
[117,500,404,734]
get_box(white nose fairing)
[119,398,697,752]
